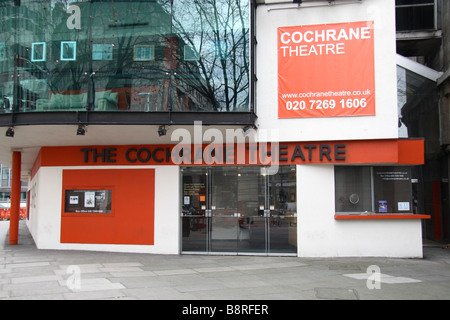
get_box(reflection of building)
[0,0,249,116]
[0,1,217,113]
[396,0,450,244]
[0,0,431,258]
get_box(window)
[60,41,77,61]
[31,42,46,62]
[133,45,155,61]
[396,0,436,31]
[92,44,113,61]
[1,167,10,187]
[0,192,10,202]
[335,166,413,214]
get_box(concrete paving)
[1,220,449,301]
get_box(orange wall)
[60,169,155,245]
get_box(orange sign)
[278,21,375,118]
[31,139,424,180]
[61,169,155,245]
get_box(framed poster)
[134,45,154,61]
[64,189,112,213]
[61,41,77,61]
[278,21,375,119]
[31,42,46,62]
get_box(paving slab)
[0,221,449,303]
[315,288,359,300]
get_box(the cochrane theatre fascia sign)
[35,139,424,168]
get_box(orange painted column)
[9,151,21,245]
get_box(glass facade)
[0,0,250,113]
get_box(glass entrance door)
[210,167,239,253]
[181,167,209,252]
[236,166,267,254]
[267,166,298,254]
[181,166,297,255]
[237,166,297,254]
[181,166,240,253]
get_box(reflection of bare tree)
[48,2,88,92]
[1,0,250,112]
[171,0,249,111]
[91,1,173,110]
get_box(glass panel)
[210,167,238,253]
[0,192,10,202]
[1,0,250,113]
[373,166,413,213]
[89,0,172,112]
[1,167,10,187]
[14,0,90,112]
[173,0,250,112]
[237,166,266,253]
[396,0,435,31]
[181,167,208,252]
[0,0,16,112]
[397,65,439,138]
[335,166,414,214]
[268,165,297,254]
[335,166,372,213]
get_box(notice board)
[278,21,375,119]
[64,189,112,214]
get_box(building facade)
[396,0,450,244]
[0,0,429,257]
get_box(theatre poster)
[278,21,376,119]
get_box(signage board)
[278,21,376,118]
[64,189,112,213]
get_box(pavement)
[1,220,450,303]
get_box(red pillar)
[9,151,21,245]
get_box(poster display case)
[64,189,112,214]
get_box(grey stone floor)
[1,221,449,301]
